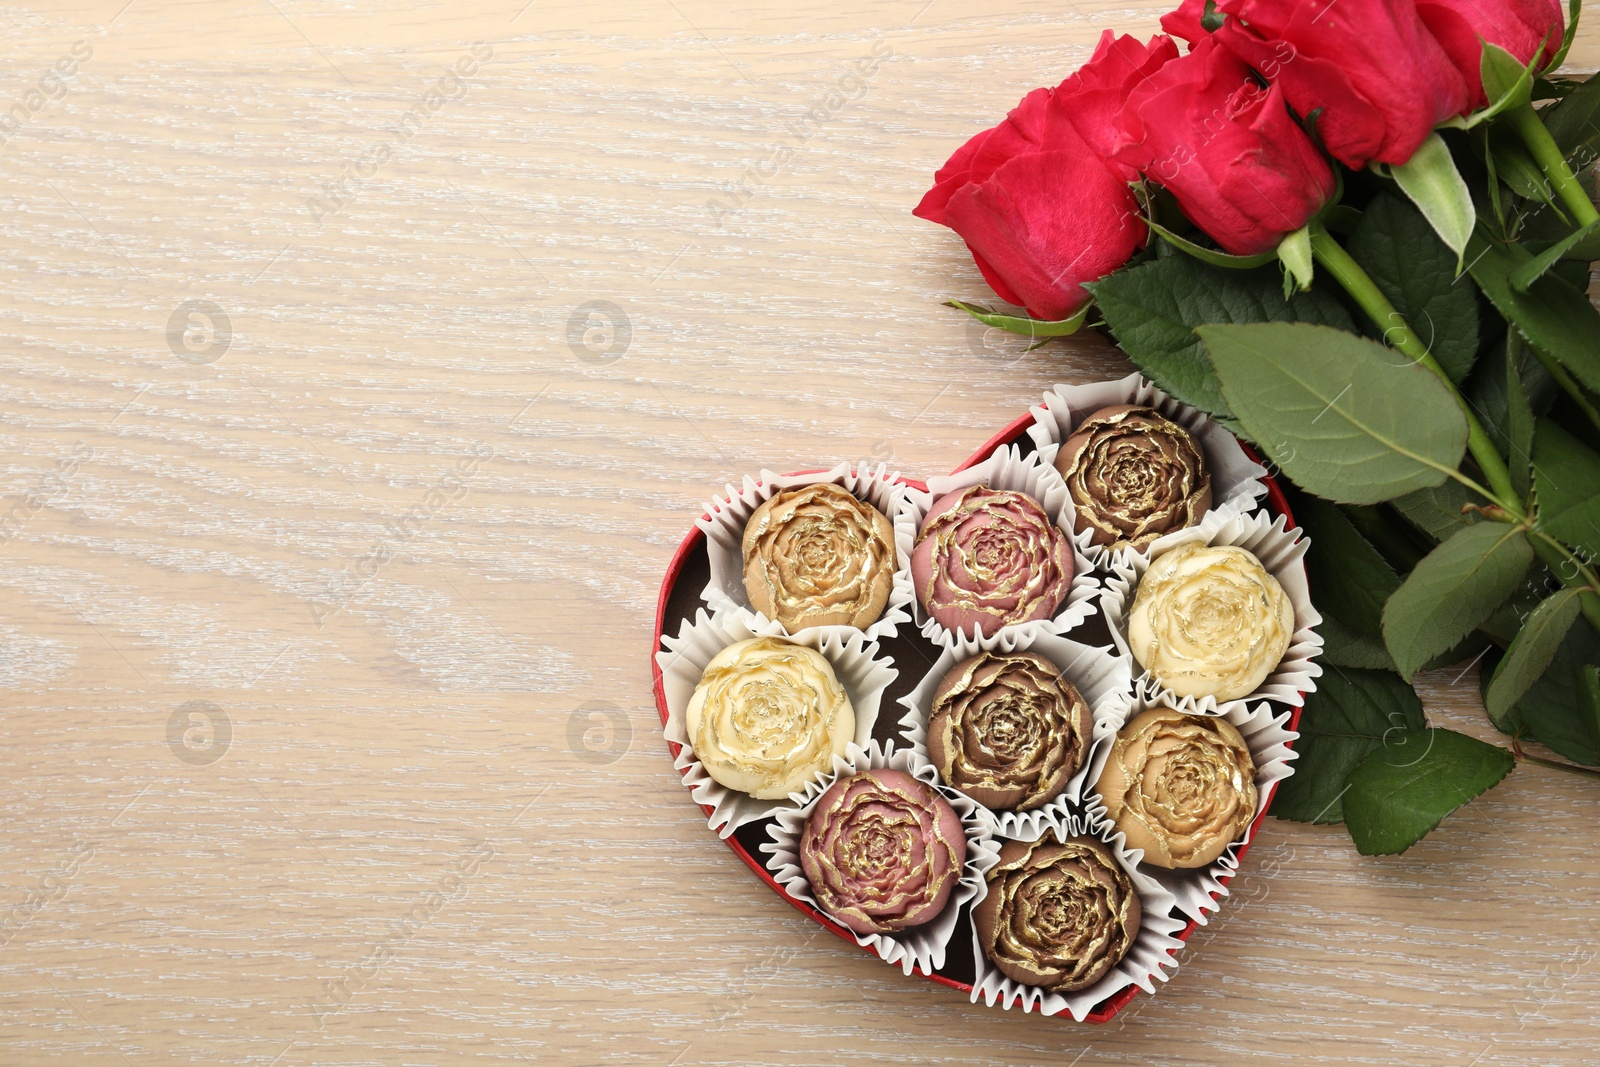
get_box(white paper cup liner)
[903,446,1102,652]
[1101,507,1324,714]
[760,739,1001,976]
[896,632,1134,841]
[656,608,896,838]
[1024,372,1269,571]
[1081,692,1299,924]
[969,812,1186,1020]
[695,462,916,643]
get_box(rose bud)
[912,82,1148,320]
[928,651,1093,813]
[685,637,855,800]
[911,486,1073,638]
[1415,0,1564,107]
[1096,709,1257,869]
[1111,38,1336,256]
[800,768,967,935]
[974,835,1141,993]
[1126,542,1294,702]
[1161,0,1471,169]
[742,483,897,632]
[1054,405,1212,551]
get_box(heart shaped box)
[651,402,1307,1023]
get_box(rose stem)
[1512,739,1600,780]
[1529,531,1600,634]
[1506,102,1600,229]
[1308,223,1522,514]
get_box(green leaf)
[1480,564,1559,646]
[1277,225,1314,293]
[1346,193,1480,384]
[1507,340,1536,501]
[1294,494,1400,634]
[1443,43,1538,131]
[1485,588,1583,727]
[944,300,1089,338]
[1272,668,1426,824]
[1547,0,1584,72]
[1466,233,1600,396]
[1467,334,1560,457]
[1532,419,1600,561]
[1387,132,1476,264]
[1343,728,1514,855]
[1539,65,1600,157]
[1509,219,1600,291]
[1584,665,1600,746]
[1088,256,1354,420]
[1487,125,1564,213]
[1381,521,1533,679]
[1390,480,1486,543]
[1145,218,1278,269]
[1199,322,1469,505]
[1483,618,1600,764]
[1318,615,1399,670]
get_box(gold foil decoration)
[1127,541,1293,702]
[743,483,896,631]
[1097,709,1256,869]
[685,637,855,800]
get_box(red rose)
[913,32,1173,320]
[1415,0,1563,106]
[1113,37,1335,256]
[1162,0,1472,169]
[1056,32,1181,178]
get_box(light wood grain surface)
[1,1,1597,1063]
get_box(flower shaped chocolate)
[911,486,1073,638]
[974,836,1141,993]
[1096,709,1257,869]
[742,483,897,631]
[685,637,855,800]
[799,768,967,935]
[1127,541,1293,702]
[927,652,1092,812]
[1054,404,1211,551]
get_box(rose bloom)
[928,651,1092,812]
[800,768,967,935]
[742,483,896,632]
[685,637,855,800]
[1112,38,1336,256]
[1415,0,1564,106]
[1097,709,1257,869]
[1054,405,1213,550]
[911,486,1074,638]
[974,836,1141,993]
[1162,0,1471,169]
[912,33,1174,319]
[1126,541,1293,702]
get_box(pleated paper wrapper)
[1101,507,1324,714]
[656,608,895,838]
[1024,372,1269,570]
[968,811,1186,1021]
[902,445,1102,653]
[1081,692,1299,923]
[761,740,1001,976]
[695,462,916,643]
[896,630,1133,842]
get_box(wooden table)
[1,2,1596,1063]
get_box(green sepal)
[1145,218,1278,269]
[943,299,1090,339]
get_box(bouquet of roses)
[915,0,1600,855]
